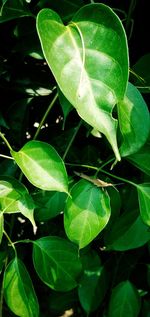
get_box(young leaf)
[37,4,129,161]
[0,213,4,244]
[11,140,68,193]
[108,281,141,317]
[64,179,111,249]
[4,257,39,317]
[118,82,150,157]
[33,236,82,291]
[128,145,150,176]
[0,177,36,230]
[137,184,150,226]
[105,209,150,251]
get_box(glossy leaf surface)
[108,281,141,317]
[118,82,150,157]
[4,257,39,317]
[11,140,68,193]
[64,180,111,249]
[33,236,82,291]
[137,184,150,226]
[37,4,129,160]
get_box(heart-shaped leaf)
[118,82,150,157]
[33,236,82,291]
[4,257,39,317]
[137,184,150,226]
[37,4,129,161]
[64,179,111,249]
[11,140,68,193]
[108,281,141,317]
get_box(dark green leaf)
[133,53,150,87]
[0,0,31,22]
[11,140,68,193]
[34,190,67,221]
[118,82,150,157]
[0,212,4,243]
[4,257,39,317]
[137,184,150,226]
[105,209,150,251]
[64,180,111,249]
[108,281,141,317]
[58,87,73,129]
[33,236,82,291]
[0,251,6,273]
[128,145,150,176]
[37,4,129,161]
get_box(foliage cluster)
[0,0,150,316]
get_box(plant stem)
[0,132,12,151]
[3,230,16,253]
[63,119,82,160]
[65,162,98,171]
[0,154,14,160]
[33,92,58,140]
[125,0,136,34]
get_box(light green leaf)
[4,257,39,317]
[108,281,141,317]
[118,82,150,157]
[64,179,111,249]
[34,190,67,221]
[33,236,82,291]
[0,213,4,244]
[0,177,36,230]
[128,145,150,176]
[137,184,150,226]
[37,4,129,161]
[11,140,68,193]
[105,209,150,251]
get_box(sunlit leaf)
[108,281,141,317]
[137,184,150,226]
[118,82,150,156]
[37,4,129,160]
[4,257,39,317]
[33,236,82,291]
[11,140,68,193]
[64,179,111,249]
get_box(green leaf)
[11,140,68,193]
[128,145,150,176]
[58,87,73,129]
[108,281,141,317]
[133,53,150,87]
[0,251,6,273]
[0,177,36,230]
[4,257,39,317]
[34,190,67,221]
[0,0,31,22]
[137,184,150,226]
[33,236,82,291]
[78,251,108,313]
[64,179,111,249]
[118,82,150,157]
[105,209,150,251]
[37,4,129,161]
[0,212,4,244]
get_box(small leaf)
[37,4,129,160]
[34,190,67,221]
[33,236,82,291]
[0,177,36,230]
[64,179,111,249]
[0,213,4,244]
[137,184,150,226]
[128,145,150,176]
[4,257,39,317]
[11,140,68,193]
[105,209,150,251]
[118,82,150,157]
[108,281,141,317]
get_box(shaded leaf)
[0,0,31,22]
[0,251,6,273]
[133,53,150,87]
[0,212,4,244]
[33,236,82,291]
[105,209,150,251]
[128,145,150,176]
[58,87,73,129]
[64,179,111,249]
[137,184,150,226]
[37,4,129,160]
[4,257,39,317]
[118,82,150,157]
[11,140,68,193]
[108,281,141,317]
